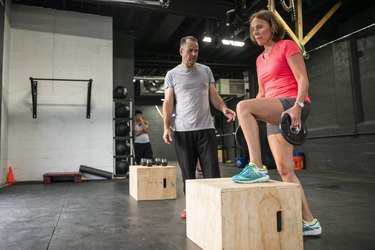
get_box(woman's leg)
[144,143,153,159]
[267,134,315,222]
[134,143,142,165]
[236,98,284,167]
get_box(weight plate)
[279,113,307,145]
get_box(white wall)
[1,2,11,185]
[7,5,113,181]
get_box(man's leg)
[174,131,198,193]
[197,129,221,178]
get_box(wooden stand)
[186,178,303,250]
[129,165,176,201]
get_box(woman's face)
[135,114,142,122]
[250,17,273,46]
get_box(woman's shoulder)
[278,39,300,49]
[277,40,301,57]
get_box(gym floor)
[0,162,374,250]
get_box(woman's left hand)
[281,105,302,129]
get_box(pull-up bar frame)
[29,77,93,119]
[270,0,342,56]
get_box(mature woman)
[232,10,321,236]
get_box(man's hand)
[163,127,173,144]
[222,107,236,122]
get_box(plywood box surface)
[129,165,176,201]
[186,178,302,250]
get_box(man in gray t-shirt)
[164,62,215,131]
[162,36,236,219]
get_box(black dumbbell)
[161,158,168,166]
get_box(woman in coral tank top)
[232,10,321,236]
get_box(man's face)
[180,39,199,68]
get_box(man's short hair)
[135,110,142,115]
[180,36,198,47]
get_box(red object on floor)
[43,172,82,184]
[6,166,16,184]
[293,156,304,170]
[293,152,305,171]
[180,209,186,219]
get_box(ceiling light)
[203,36,212,43]
[225,9,235,27]
[159,0,170,8]
[100,0,169,8]
[221,39,245,47]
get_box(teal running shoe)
[232,162,270,183]
[303,219,322,236]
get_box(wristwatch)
[295,101,304,108]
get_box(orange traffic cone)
[6,166,16,184]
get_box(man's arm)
[209,83,236,122]
[162,87,174,144]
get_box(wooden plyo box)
[186,178,302,250]
[129,165,177,201]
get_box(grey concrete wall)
[220,36,375,176]
[133,104,177,162]
[6,5,113,181]
[0,1,8,185]
[298,35,375,175]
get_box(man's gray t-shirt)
[164,63,215,132]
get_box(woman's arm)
[284,53,310,127]
[256,78,265,98]
[288,53,309,104]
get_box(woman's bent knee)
[237,100,254,116]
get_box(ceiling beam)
[148,14,185,45]
[75,0,235,20]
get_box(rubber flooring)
[0,162,374,250]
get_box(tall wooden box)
[129,165,177,201]
[186,178,302,250]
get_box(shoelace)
[303,219,317,226]
[240,164,255,174]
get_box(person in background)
[162,35,236,219]
[133,110,153,164]
[231,10,321,236]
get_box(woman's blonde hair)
[249,10,285,45]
